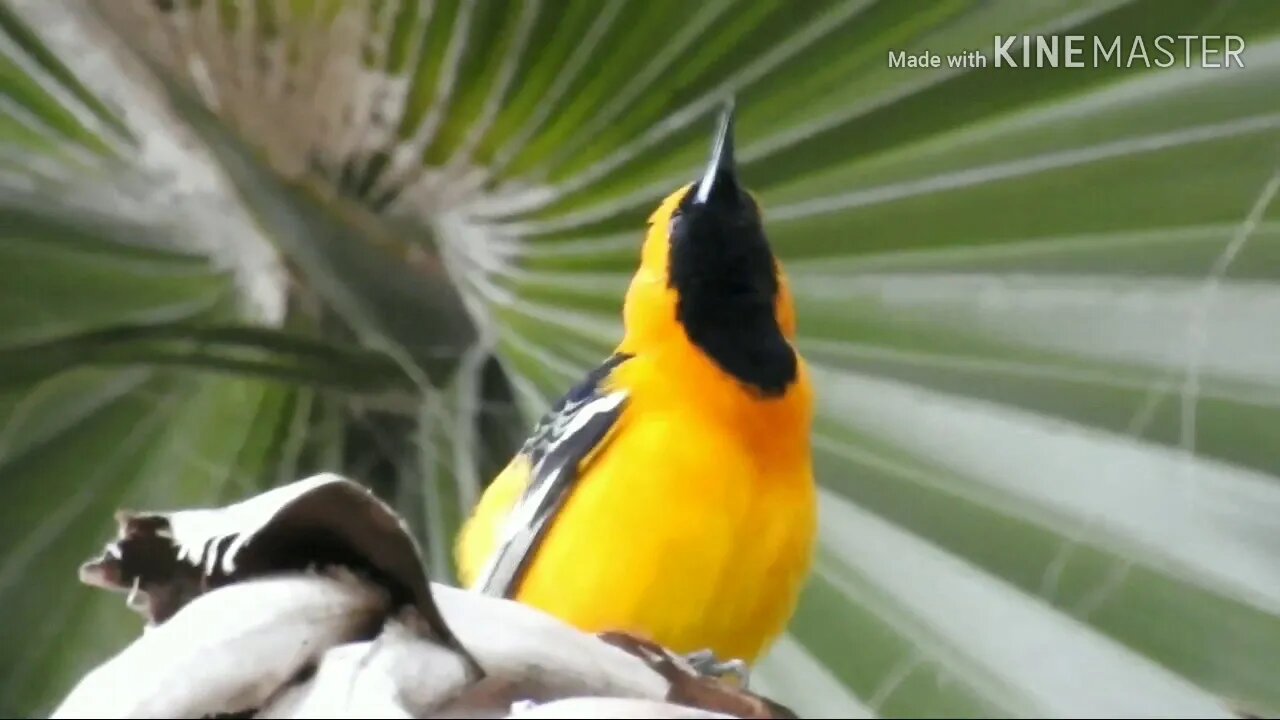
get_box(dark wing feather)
[475,353,633,598]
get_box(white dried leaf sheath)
[429,582,670,702]
[50,572,390,719]
[163,473,373,577]
[50,473,777,719]
[255,612,472,719]
[506,697,737,719]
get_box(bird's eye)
[668,212,683,239]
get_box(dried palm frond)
[50,474,798,720]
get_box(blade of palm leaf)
[407,341,494,577]
[496,322,600,391]
[533,0,956,195]
[272,384,314,487]
[789,569,1010,716]
[470,264,623,346]
[770,154,1280,268]
[1038,338,1176,614]
[493,342,585,407]
[771,114,1280,222]
[798,272,1280,391]
[751,634,876,719]
[0,30,120,157]
[1176,166,1280,496]
[499,0,742,186]
[0,39,112,156]
[0,135,297,716]
[389,0,495,161]
[415,387,461,582]
[0,256,226,350]
[814,492,1234,718]
[393,1,543,209]
[362,0,478,204]
[0,374,295,713]
[493,300,621,353]
[796,269,1280,476]
[735,0,1138,167]
[798,284,1280,712]
[502,271,631,319]
[0,376,182,690]
[505,362,553,422]
[452,2,603,168]
[778,180,1280,481]
[758,32,1280,211]
[0,1,130,142]
[493,105,1280,241]
[438,0,541,180]
[448,342,494,515]
[527,0,737,182]
[0,322,413,395]
[0,99,61,154]
[0,88,102,168]
[520,230,638,263]
[489,2,1266,235]
[631,1,1269,221]
[383,0,436,77]
[468,0,875,219]
[0,369,148,476]
[387,0,460,137]
[313,391,346,473]
[809,374,1280,713]
[813,356,1280,496]
[220,381,302,503]
[494,0,885,202]
[800,338,1279,410]
[492,0,1128,219]
[481,0,627,182]
[129,377,280,509]
[777,221,1280,276]
[814,358,1280,611]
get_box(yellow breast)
[456,350,817,665]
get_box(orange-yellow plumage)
[456,106,816,668]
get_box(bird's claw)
[683,649,750,688]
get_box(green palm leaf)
[2,1,1278,717]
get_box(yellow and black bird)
[456,100,816,680]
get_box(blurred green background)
[2,0,1279,717]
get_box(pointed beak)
[693,99,739,206]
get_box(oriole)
[455,101,816,677]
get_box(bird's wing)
[472,353,633,598]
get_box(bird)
[455,99,816,683]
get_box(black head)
[667,101,797,398]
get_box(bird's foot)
[597,632,795,718]
[683,649,750,688]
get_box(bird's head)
[620,100,798,395]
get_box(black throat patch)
[667,184,797,398]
